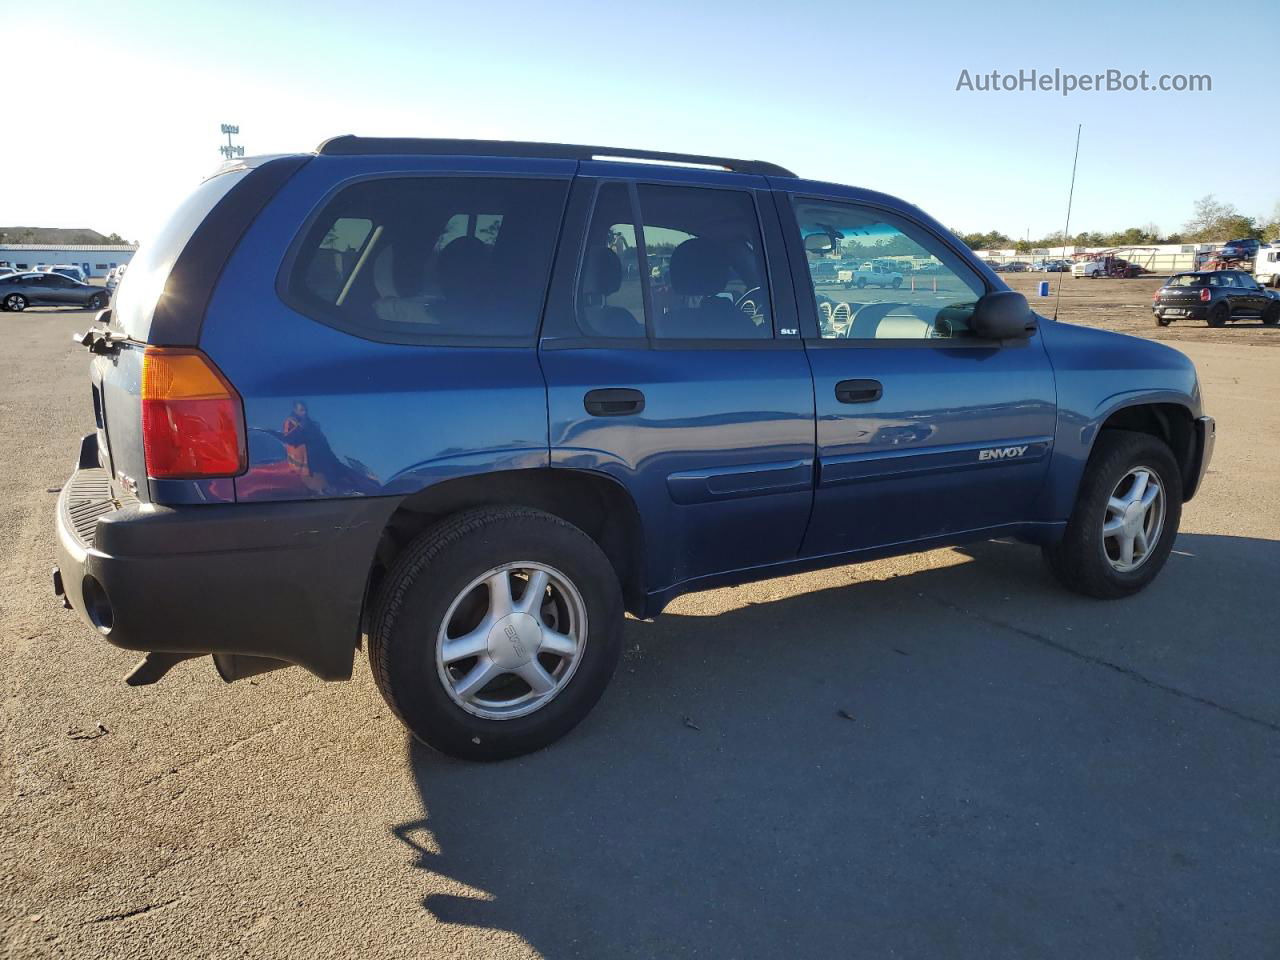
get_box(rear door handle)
[584,388,645,417]
[835,379,882,404]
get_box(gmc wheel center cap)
[487,613,541,668]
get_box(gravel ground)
[1,300,1277,959]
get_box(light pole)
[219,124,245,161]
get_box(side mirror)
[804,233,834,255]
[971,290,1037,340]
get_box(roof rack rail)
[314,136,796,178]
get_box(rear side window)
[287,177,569,343]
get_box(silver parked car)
[0,272,109,312]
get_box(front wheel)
[4,294,27,312]
[1042,430,1182,599]
[1262,302,1279,326]
[86,293,106,311]
[1155,316,1172,327]
[369,506,623,761]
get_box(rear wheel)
[1206,302,1229,327]
[86,293,106,311]
[1043,430,1182,599]
[1262,302,1279,326]
[369,506,623,761]
[3,294,26,312]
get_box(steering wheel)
[735,286,764,314]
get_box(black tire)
[369,506,623,761]
[1042,430,1182,599]
[1155,316,1172,327]
[855,277,867,289]
[4,294,26,312]
[891,277,902,289]
[86,293,106,311]
[1262,302,1280,326]
[1206,302,1229,327]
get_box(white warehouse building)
[0,243,138,278]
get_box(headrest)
[437,236,490,297]
[373,246,397,298]
[670,238,730,296]
[583,247,623,297]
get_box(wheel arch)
[1094,400,1197,501]
[362,468,648,632]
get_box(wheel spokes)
[515,569,549,615]
[538,628,577,658]
[515,660,556,695]
[441,627,490,665]
[453,657,501,700]
[486,571,515,619]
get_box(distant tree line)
[0,227,134,245]
[956,195,1280,252]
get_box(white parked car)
[36,264,88,283]
[837,262,904,289]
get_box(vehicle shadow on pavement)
[393,533,1280,958]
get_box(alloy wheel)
[435,561,587,720]
[1102,466,1165,572]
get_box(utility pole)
[219,124,244,161]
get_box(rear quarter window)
[283,176,569,344]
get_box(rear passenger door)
[540,165,815,598]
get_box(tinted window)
[637,184,771,339]
[793,199,984,340]
[574,182,645,338]
[288,177,569,342]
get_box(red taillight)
[141,347,246,479]
[1200,288,1211,302]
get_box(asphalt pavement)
[1,306,1277,959]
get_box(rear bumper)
[1153,304,1207,320]
[1185,415,1215,501]
[54,434,396,680]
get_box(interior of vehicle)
[794,200,982,340]
[294,177,567,339]
[576,182,772,339]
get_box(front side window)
[288,177,569,342]
[793,199,984,341]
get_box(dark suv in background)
[54,138,1214,760]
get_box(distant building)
[0,243,138,277]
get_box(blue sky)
[4,0,1275,243]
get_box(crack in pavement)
[924,593,1280,735]
[88,898,180,925]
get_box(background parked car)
[1217,238,1260,263]
[0,272,109,312]
[1152,270,1279,327]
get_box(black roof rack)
[315,135,796,178]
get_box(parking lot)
[2,281,1278,958]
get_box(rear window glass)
[1168,274,1206,286]
[286,177,569,343]
[113,169,250,339]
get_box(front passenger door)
[782,194,1058,557]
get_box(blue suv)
[54,138,1215,760]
